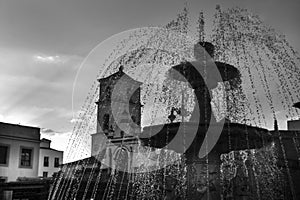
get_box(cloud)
[33,55,62,64]
[33,54,75,65]
[70,118,83,124]
[0,48,83,80]
[41,128,58,136]
[41,130,72,156]
[69,109,91,124]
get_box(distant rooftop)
[41,138,51,141]
[97,66,142,84]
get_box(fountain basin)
[140,121,272,160]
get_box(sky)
[1,0,300,153]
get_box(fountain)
[48,5,300,200]
[139,41,273,199]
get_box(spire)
[119,65,124,72]
[216,4,221,12]
[274,119,278,131]
[198,11,205,42]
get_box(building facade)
[38,138,63,178]
[0,122,64,182]
[0,122,40,182]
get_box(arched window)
[131,116,136,123]
[114,148,129,172]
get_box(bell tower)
[95,66,142,138]
[91,66,142,156]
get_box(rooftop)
[0,121,40,141]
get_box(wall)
[288,119,300,131]
[91,133,107,156]
[0,137,40,182]
[40,139,51,148]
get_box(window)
[0,145,9,166]
[120,131,124,138]
[131,116,136,123]
[20,147,33,168]
[103,114,110,131]
[44,156,49,167]
[114,148,128,172]
[43,172,48,178]
[54,157,59,168]
[105,86,111,100]
[0,177,7,183]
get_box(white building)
[38,138,63,178]
[0,122,40,182]
[0,122,64,182]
